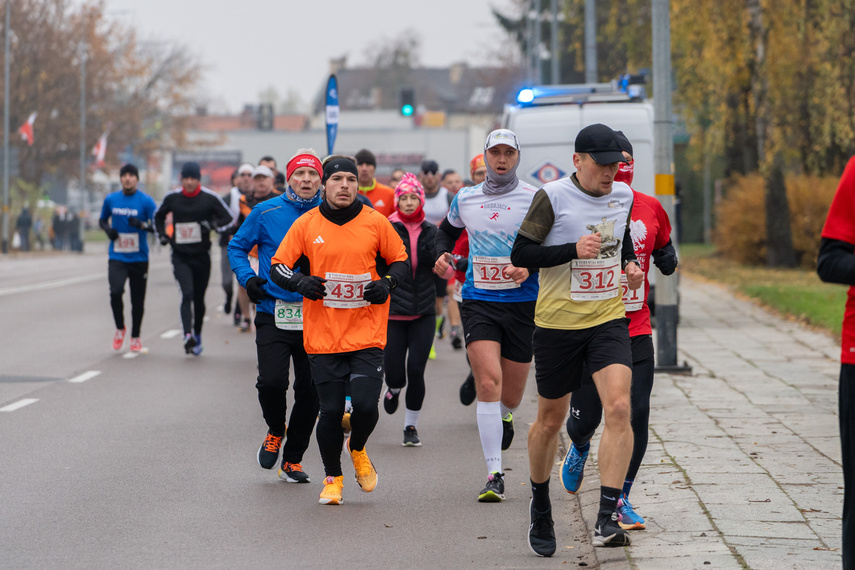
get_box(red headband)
[286,154,323,181]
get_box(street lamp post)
[2,1,10,254]
[78,39,87,250]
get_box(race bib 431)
[323,272,371,309]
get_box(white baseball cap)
[253,165,274,178]
[237,163,255,175]
[485,129,520,151]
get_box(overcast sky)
[100,0,517,114]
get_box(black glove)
[159,235,170,246]
[245,276,268,304]
[652,246,678,275]
[128,217,142,229]
[292,273,327,301]
[362,277,392,304]
[106,228,119,241]
[451,254,468,273]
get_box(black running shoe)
[402,425,421,447]
[478,472,505,502]
[459,373,476,406]
[450,327,463,349]
[224,293,232,315]
[528,499,556,557]
[593,510,632,547]
[257,432,283,469]
[383,390,399,414]
[501,413,515,450]
[183,333,196,354]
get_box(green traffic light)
[401,104,414,117]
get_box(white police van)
[502,81,661,313]
[501,81,654,198]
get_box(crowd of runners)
[98,123,681,557]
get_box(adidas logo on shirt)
[375,200,385,207]
[313,235,325,244]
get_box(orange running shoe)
[347,437,378,492]
[318,476,344,505]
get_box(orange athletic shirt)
[359,181,396,217]
[272,206,408,354]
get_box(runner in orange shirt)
[270,155,408,506]
[355,149,396,217]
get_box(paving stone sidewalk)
[574,275,844,569]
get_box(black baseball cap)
[354,149,376,166]
[614,130,633,158]
[420,159,439,174]
[575,124,627,165]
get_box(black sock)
[599,486,621,515]
[531,477,551,512]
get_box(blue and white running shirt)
[446,181,539,302]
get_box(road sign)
[529,160,566,184]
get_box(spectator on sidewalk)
[16,207,32,251]
[817,156,855,570]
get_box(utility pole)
[652,0,690,373]
[585,0,597,83]
[533,0,542,84]
[79,38,87,248]
[2,1,9,254]
[526,0,534,84]
[551,0,559,84]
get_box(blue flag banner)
[325,75,339,157]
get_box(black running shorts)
[308,347,384,385]
[460,299,536,363]
[532,318,632,399]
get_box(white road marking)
[160,329,182,339]
[0,274,104,296]
[122,352,140,359]
[0,398,39,412]
[68,370,101,384]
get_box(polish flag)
[92,130,108,168]
[18,112,37,146]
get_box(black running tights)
[172,252,210,336]
[315,376,382,477]
[384,316,434,411]
[841,364,854,570]
[567,355,655,484]
[108,259,148,337]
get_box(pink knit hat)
[394,172,425,204]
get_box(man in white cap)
[220,162,254,317]
[434,128,539,504]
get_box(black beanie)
[322,157,358,184]
[354,149,376,166]
[181,161,201,180]
[120,163,139,178]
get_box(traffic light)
[399,87,415,117]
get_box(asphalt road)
[0,244,595,569]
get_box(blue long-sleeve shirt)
[100,190,157,263]
[228,190,322,315]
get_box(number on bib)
[114,232,139,253]
[472,255,518,290]
[174,222,202,244]
[570,258,620,301]
[323,272,371,308]
[274,300,303,330]
[620,273,644,312]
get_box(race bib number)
[114,232,139,253]
[621,273,645,312]
[274,300,303,330]
[472,255,518,290]
[174,222,202,244]
[323,272,371,309]
[570,258,620,301]
[452,280,463,303]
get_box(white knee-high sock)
[499,402,517,420]
[404,408,420,429]
[477,400,503,474]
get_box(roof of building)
[312,64,524,116]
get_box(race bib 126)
[472,255,519,290]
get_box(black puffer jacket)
[378,219,438,316]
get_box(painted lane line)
[122,352,140,359]
[0,273,104,296]
[68,370,101,384]
[160,329,182,339]
[0,398,39,412]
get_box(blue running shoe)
[560,443,588,494]
[192,334,203,356]
[617,493,646,530]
